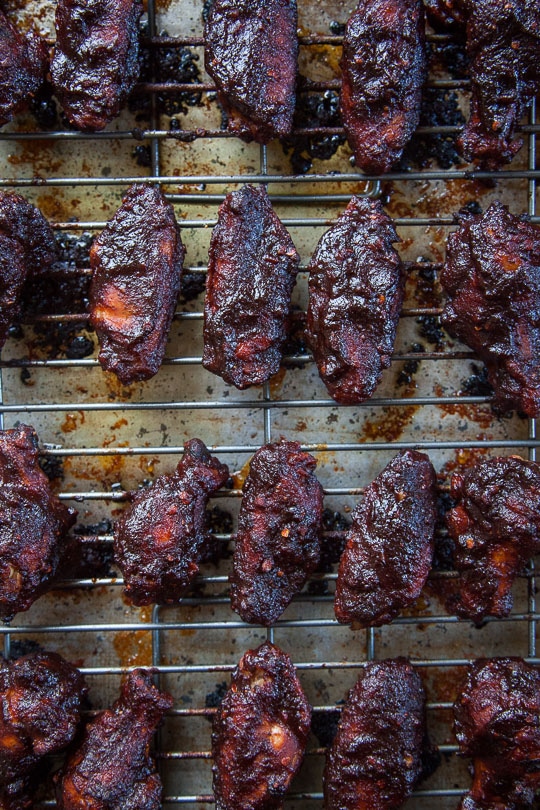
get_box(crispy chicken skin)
[90,183,185,384]
[0,652,86,808]
[0,10,48,127]
[441,202,540,417]
[212,641,311,810]
[454,657,540,810]
[0,425,77,622]
[230,440,324,626]
[445,455,540,623]
[324,658,428,809]
[340,0,426,174]
[51,0,143,131]
[458,0,540,169]
[335,450,438,628]
[306,196,404,405]
[204,0,298,143]
[114,438,229,606]
[0,192,58,350]
[203,185,300,389]
[56,669,173,810]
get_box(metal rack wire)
[1,1,539,806]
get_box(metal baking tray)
[0,0,538,806]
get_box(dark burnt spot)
[460,363,494,397]
[399,88,465,170]
[204,681,228,720]
[39,455,65,482]
[282,84,345,175]
[180,270,206,303]
[311,709,341,748]
[417,314,445,349]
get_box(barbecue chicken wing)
[0,425,77,621]
[340,0,427,174]
[230,440,324,626]
[203,185,300,389]
[51,0,143,131]
[114,438,229,605]
[454,657,540,810]
[0,652,86,808]
[212,641,311,810]
[441,202,540,417]
[324,658,428,809]
[458,0,540,169]
[0,192,58,350]
[90,183,185,384]
[204,0,298,143]
[0,10,48,127]
[335,449,438,627]
[56,669,172,810]
[306,196,404,404]
[445,455,540,623]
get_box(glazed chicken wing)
[204,0,298,143]
[51,0,143,131]
[212,641,311,810]
[90,183,185,384]
[203,185,300,389]
[0,425,77,621]
[306,196,404,404]
[324,658,428,809]
[454,657,540,810]
[335,449,438,627]
[56,669,173,810]
[0,192,58,350]
[458,0,540,169]
[0,652,86,808]
[445,455,540,623]
[340,0,426,174]
[114,438,229,605]
[0,10,48,127]
[230,440,324,626]
[441,202,540,418]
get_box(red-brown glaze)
[90,183,185,384]
[0,652,86,808]
[335,449,437,628]
[212,641,311,810]
[0,10,48,127]
[203,185,300,389]
[114,438,229,605]
[306,196,404,405]
[454,658,540,810]
[56,669,173,810]
[230,440,324,626]
[445,455,540,623]
[324,658,428,809]
[204,0,298,143]
[441,202,540,418]
[51,0,143,131]
[0,425,77,621]
[340,0,426,174]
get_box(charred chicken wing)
[458,0,540,169]
[324,658,428,809]
[51,0,143,131]
[0,425,77,621]
[0,10,48,127]
[56,668,173,810]
[204,0,298,143]
[90,183,185,384]
[445,455,540,623]
[335,449,438,628]
[114,438,229,605]
[306,196,404,404]
[0,192,58,350]
[454,657,540,810]
[441,202,540,417]
[230,440,324,626]
[0,652,86,807]
[340,0,427,174]
[203,185,300,389]
[212,641,311,810]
